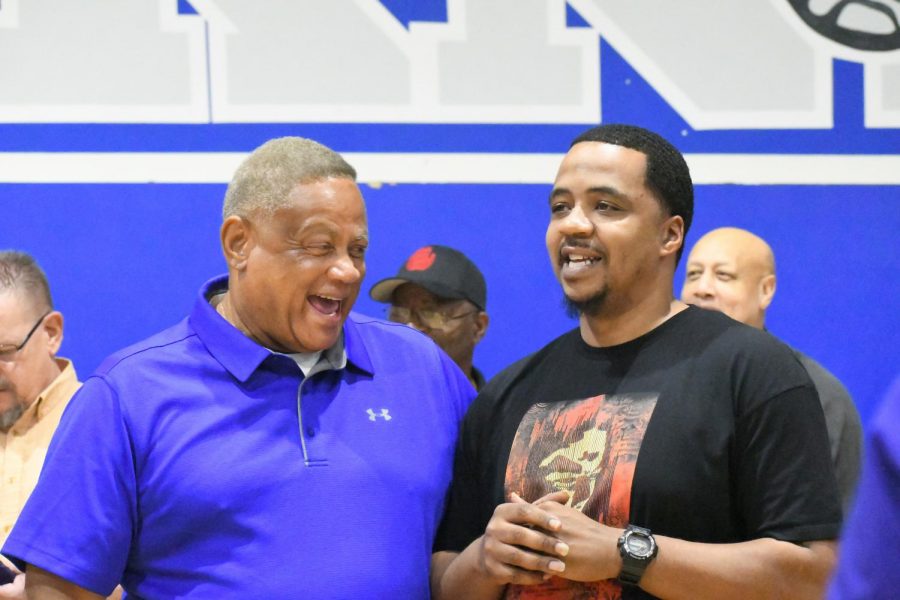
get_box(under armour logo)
[367,408,392,421]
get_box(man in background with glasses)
[0,250,80,593]
[370,245,490,390]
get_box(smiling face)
[681,227,775,329]
[222,177,368,353]
[546,142,683,319]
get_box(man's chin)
[0,402,25,431]
[563,291,607,319]
[288,329,342,355]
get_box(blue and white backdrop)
[1,0,898,425]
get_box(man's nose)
[557,205,593,237]
[691,273,716,298]
[329,254,363,284]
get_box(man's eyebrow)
[585,185,627,199]
[549,187,570,202]
[549,185,627,202]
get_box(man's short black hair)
[571,124,694,260]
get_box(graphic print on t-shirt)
[503,393,658,600]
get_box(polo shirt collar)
[342,314,374,376]
[189,275,374,381]
[188,276,268,382]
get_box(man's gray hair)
[223,137,358,219]
[0,250,53,311]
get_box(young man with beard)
[430,125,841,600]
[3,137,474,599]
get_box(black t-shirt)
[435,307,842,599]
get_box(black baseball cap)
[369,245,487,311]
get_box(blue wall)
[5,179,898,426]
[2,6,899,426]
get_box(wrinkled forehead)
[687,240,741,269]
[257,177,369,227]
[689,233,773,276]
[285,175,365,205]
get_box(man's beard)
[564,289,608,319]
[0,377,26,431]
[0,401,25,431]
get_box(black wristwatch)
[617,524,658,585]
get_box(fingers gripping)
[480,501,570,583]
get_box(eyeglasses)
[0,312,51,363]
[387,306,477,331]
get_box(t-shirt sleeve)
[1,375,137,595]
[437,348,477,424]
[797,353,862,514]
[432,355,531,554]
[433,398,486,553]
[734,383,843,542]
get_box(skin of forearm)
[638,537,837,600]
[431,544,508,600]
[24,566,104,600]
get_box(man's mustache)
[558,238,605,255]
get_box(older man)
[370,245,489,390]
[430,125,841,600]
[681,226,862,514]
[0,252,80,593]
[3,137,474,599]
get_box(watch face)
[626,534,653,557]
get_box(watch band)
[618,554,647,586]
[617,524,658,586]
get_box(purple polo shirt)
[2,275,474,598]
[827,380,900,599]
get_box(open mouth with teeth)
[562,253,602,273]
[308,294,342,317]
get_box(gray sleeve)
[795,351,863,516]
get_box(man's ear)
[42,311,64,356]
[659,215,685,258]
[473,312,489,344]
[221,216,252,271]
[759,274,776,310]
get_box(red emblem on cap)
[406,246,436,271]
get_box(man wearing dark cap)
[370,245,489,390]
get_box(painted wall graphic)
[1,0,898,425]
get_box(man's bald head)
[680,227,776,328]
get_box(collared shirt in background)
[1,359,80,557]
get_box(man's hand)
[535,500,623,582]
[476,491,572,586]
[0,571,25,600]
